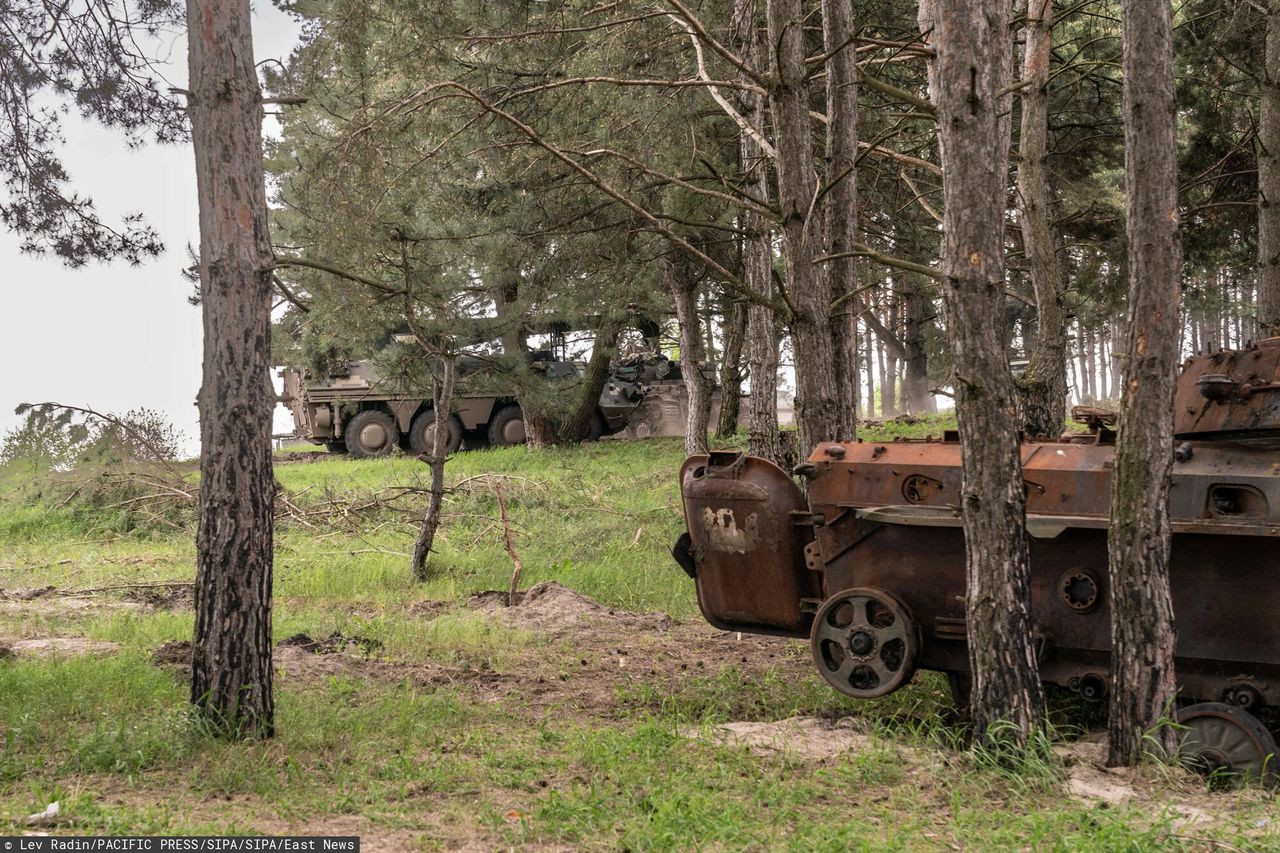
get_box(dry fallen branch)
[54,581,194,598]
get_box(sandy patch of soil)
[469,581,673,632]
[688,716,875,762]
[0,583,187,615]
[7,637,120,657]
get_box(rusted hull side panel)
[818,521,1280,704]
[807,440,1280,537]
[679,454,820,637]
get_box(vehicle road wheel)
[1176,702,1280,788]
[487,405,526,447]
[326,441,348,455]
[810,587,920,700]
[409,411,464,456]
[344,410,400,458]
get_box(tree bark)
[884,295,899,416]
[1014,0,1069,437]
[902,277,935,413]
[767,0,840,453]
[715,300,748,439]
[188,0,275,738]
[921,0,1046,749]
[822,0,860,440]
[665,250,712,457]
[491,251,558,447]
[731,0,782,463]
[1107,0,1181,768]
[559,321,623,442]
[1259,2,1280,343]
[1261,0,1280,338]
[411,354,455,580]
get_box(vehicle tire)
[487,405,526,447]
[409,410,464,456]
[326,441,348,455]
[344,410,400,458]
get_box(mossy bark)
[1107,0,1181,768]
[921,0,1046,749]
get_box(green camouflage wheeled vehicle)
[280,353,649,458]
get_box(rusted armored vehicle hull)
[675,338,1280,780]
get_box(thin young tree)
[187,0,277,737]
[766,0,841,452]
[1107,0,1181,768]
[1260,0,1280,338]
[821,0,861,440]
[730,0,783,463]
[665,248,713,456]
[920,0,1046,748]
[1015,0,1070,437]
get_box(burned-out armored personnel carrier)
[675,338,1280,782]
[604,353,743,440]
[281,353,648,457]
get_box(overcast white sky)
[0,6,303,457]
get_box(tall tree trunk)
[666,251,712,457]
[411,354,455,579]
[559,321,623,442]
[1085,326,1097,402]
[1258,5,1280,344]
[877,325,890,416]
[1014,0,1069,437]
[746,293,782,462]
[884,294,900,416]
[732,0,782,462]
[1099,325,1111,400]
[1077,321,1090,401]
[1107,0,1181,768]
[768,0,840,452]
[716,300,748,439]
[902,278,934,413]
[188,0,275,738]
[491,252,558,447]
[822,0,860,440]
[864,319,876,418]
[921,0,1045,748]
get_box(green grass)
[1,433,1277,848]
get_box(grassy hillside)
[0,424,1274,848]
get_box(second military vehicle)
[281,351,650,458]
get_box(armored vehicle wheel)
[409,411,464,456]
[811,587,919,699]
[326,441,348,455]
[344,410,400,458]
[1176,703,1280,787]
[488,405,526,447]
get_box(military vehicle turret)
[674,338,1280,783]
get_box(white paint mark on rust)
[701,507,760,554]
